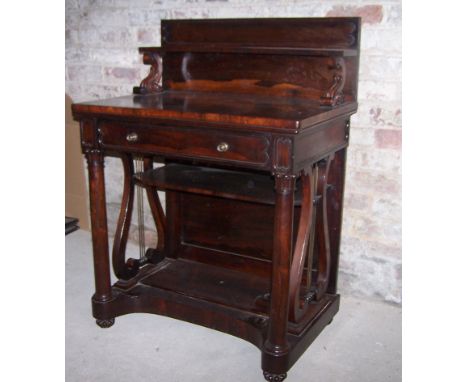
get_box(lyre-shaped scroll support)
[309,154,334,302]
[288,154,335,323]
[112,154,139,279]
[112,155,167,281]
[143,158,166,253]
[288,166,317,323]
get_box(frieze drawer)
[98,122,271,167]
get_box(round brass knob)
[126,132,139,142]
[216,142,229,152]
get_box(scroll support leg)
[86,150,112,303]
[143,158,166,252]
[263,174,295,376]
[112,154,137,279]
[313,154,334,301]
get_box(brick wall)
[66,0,402,304]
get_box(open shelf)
[134,163,302,205]
[139,258,270,315]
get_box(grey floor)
[66,230,401,382]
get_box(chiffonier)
[72,17,361,381]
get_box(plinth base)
[92,260,340,380]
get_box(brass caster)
[263,371,287,382]
[96,318,115,328]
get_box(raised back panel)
[164,53,336,100]
[159,18,360,102]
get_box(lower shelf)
[139,258,270,315]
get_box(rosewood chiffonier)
[72,17,361,381]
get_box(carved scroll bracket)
[133,52,163,95]
[320,57,346,107]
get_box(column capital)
[274,173,296,195]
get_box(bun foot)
[96,318,115,328]
[263,371,287,382]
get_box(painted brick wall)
[66,0,402,304]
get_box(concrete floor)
[66,230,401,382]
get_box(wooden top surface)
[72,91,357,132]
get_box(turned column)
[265,174,295,357]
[86,149,112,303]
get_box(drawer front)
[98,122,271,167]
